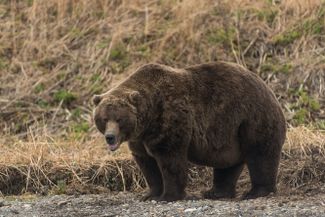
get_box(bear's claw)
[140,192,161,201]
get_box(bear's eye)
[116,118,122,123]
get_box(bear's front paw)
[202,189,235,200]
[155,192,186,202]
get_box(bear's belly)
[187,142,242,168]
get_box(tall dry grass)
[0,0,324,136]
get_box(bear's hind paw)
[242,187,276,200]
[140,192,161,201]
[202,189,235,200]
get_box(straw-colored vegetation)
[0,0,324,195]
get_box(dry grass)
[280,127,325,192]
[284,126,325,156]
[1,126,323,166]
[0,0,325,195]
[0,127,324,196]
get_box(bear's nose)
[105,134,116,144]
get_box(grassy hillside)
[0,0,324,195]
[0,0,324,138]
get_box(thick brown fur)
[93,62,286,202]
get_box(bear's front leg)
[153,152,188,202]
[132,154,163,201]
[145,104,191,202]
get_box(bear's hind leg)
[133,154,163,201]
[243,146,280,199]
[203,163,244,199]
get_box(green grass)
[304,17,325,34]
[261,62,293,74]
[37,57,58,70]
[289,89,321,124]
[207,27,236,46]
[34,83,45,94]
[256,8,278,25]
[273,30,302,45]
[54,90,77,105]
[315,120,325,130]
[274,8,325,46]
[70,27,83,39]
[90,73,101,83]
[54,180,67,195]
[137,44,151,58]
[0,57,8,70]
[36,99,49,108]
[71,108,82,118]
[90,84,104,94]
[298,90,320,111]
[72,121,90,133]
[110,44,127,61]
[293,108,308,125]
[96,38,111,49]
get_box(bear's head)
[92,91,141,151]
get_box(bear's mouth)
[104,132,121,151]
[106,137,121,151]
[107,142,120,151]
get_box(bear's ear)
[128,91,141,105]
[92,95,102,106]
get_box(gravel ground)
[1,192,325,217]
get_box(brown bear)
[93,62,286,202]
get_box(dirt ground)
[1,191,325,217]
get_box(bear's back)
[185,61,258,88]
[124,62,277,110]
[184,62,277,104]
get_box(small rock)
[0,199,4,207]
[10,209,19,214]
[259,205,266,210]
[23,204,32,209]
[51,195,61,201]
[40,185,49,196]
[184,208,197,212]
[57,200,69,206]
[202,205,209,211]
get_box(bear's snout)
[105,121,121,151]
[105,134,116,145]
